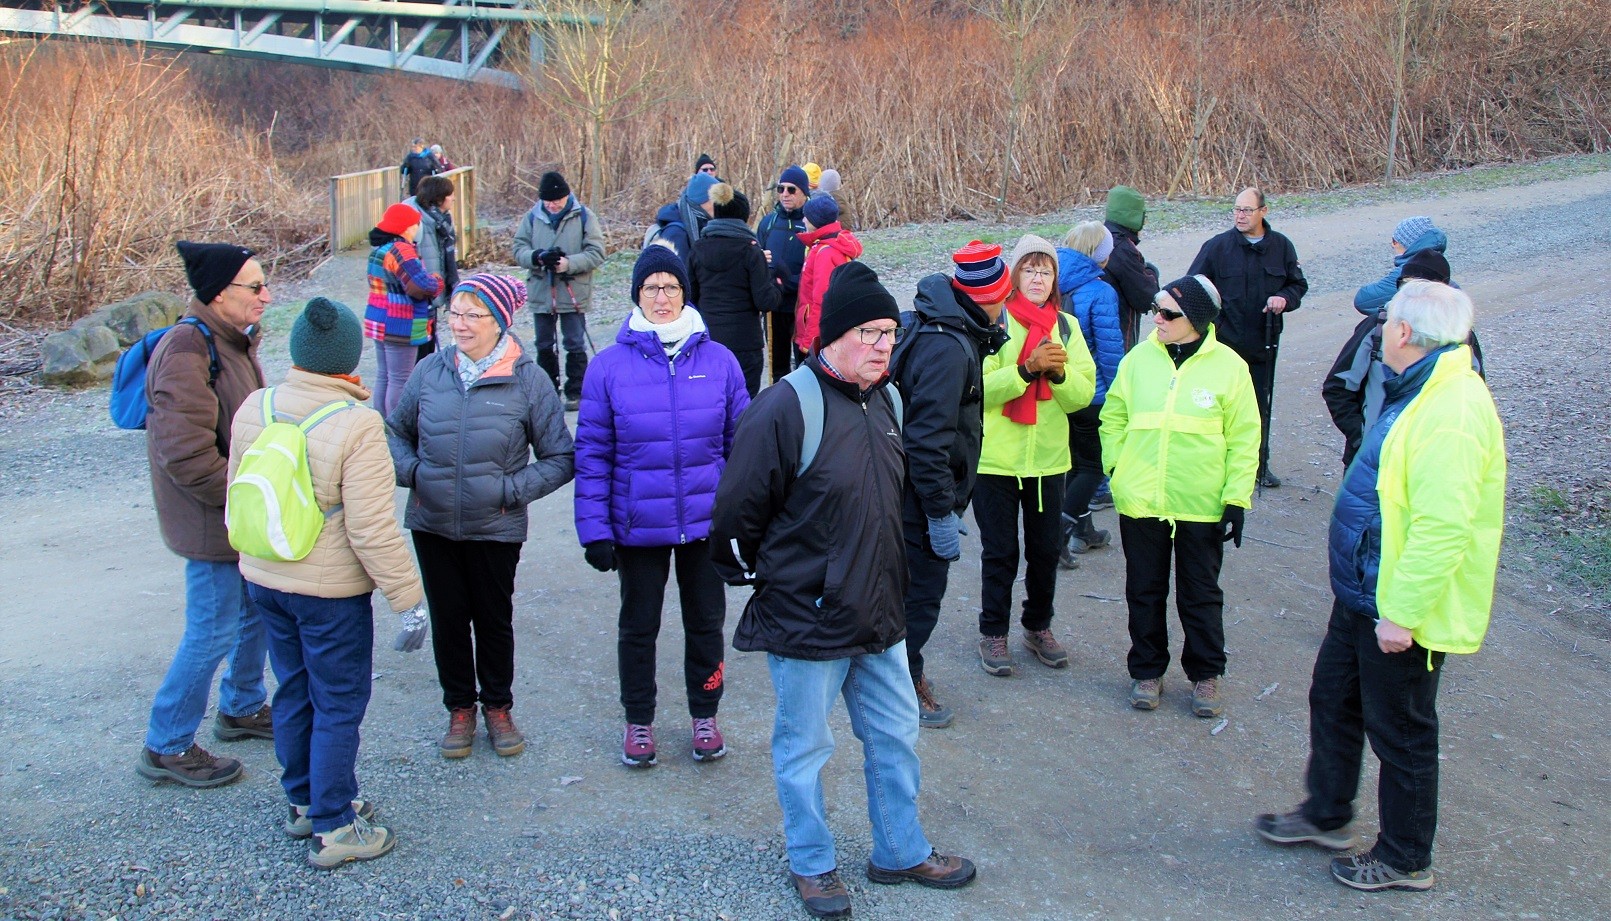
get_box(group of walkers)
[133,157,1504,917]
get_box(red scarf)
[1002,292,1058,424]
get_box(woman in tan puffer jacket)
[228,297,424,870]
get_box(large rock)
[42,290,185,388]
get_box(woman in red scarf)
[974,235,1096,678]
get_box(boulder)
[73,291,186,347]
[41,326,121,388]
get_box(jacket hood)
[913,273,997,341]
[701,218,756,241]
[655,202,682,225]
[369,227,404,248]
[798,223,862,259]
[1106,185,1146,232]
[1057,247,1105,294]
[1395,227,1448,263]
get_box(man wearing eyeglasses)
[1186,187,1308,488]
[713,262,977,919]
[756,165,812,384]
[136,241,274,789]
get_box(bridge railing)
[328,165,478,260]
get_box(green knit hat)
[290,297,363,375]
[1105,185,1146,233]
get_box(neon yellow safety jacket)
[978,309,1096,479]
[1100,325,1260,523]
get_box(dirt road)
[1,164,1607,920]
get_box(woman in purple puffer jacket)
[574,243,749,769]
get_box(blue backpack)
[109,318,218,430]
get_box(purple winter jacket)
[574,311,750,547]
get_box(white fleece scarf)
[629,304,705,358]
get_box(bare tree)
[977,0,1059,222]
[519,0,670,205]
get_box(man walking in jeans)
[137,241,275,787]
[1255,281,1506,891]
[712,262,975,919]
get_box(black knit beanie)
[1161,274,1222,334]
[176,240,254,305]
[290,297,363,375]
[539,171,570,201]
[695,153,716,173]
[1398,250,1451,287]
[631,243,690,305]
[819,262,898,347]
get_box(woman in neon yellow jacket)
[974,234,1095,679]
[1100,275,1259,718]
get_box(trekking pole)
[1261,309,1278,494]
[550,268,597,356]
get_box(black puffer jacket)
[688,218,780,353]
[387,338,575,543]
[710,360,907,660]
[895,274,1000,520]
[1186,223,1308,363]
[1102,220,1158,351]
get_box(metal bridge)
[0,1,583,87]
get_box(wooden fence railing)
[328,165,478,260]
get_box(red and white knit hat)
[951,240,1011,306]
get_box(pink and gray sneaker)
[622,723,656,768]
[691,717,727,762]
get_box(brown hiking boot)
[866,849,978,889]
[791,869,851,918]
[440,707,477,759]
[1022,628,1070,668]
[1192,677,1225,718]
[214,704,274,741]
[914,675,954,729]
[482,705,525,757]
[1129,678,1162,711]
[136,744,243,788]
[978,635,1013,677]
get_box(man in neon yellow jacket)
[973,234,1095,678]
[1100,274,1260,718]
[1256,281,1506,893]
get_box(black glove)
[539,247,565,271]
[1220,506,1245,548]
[584,540,617,572]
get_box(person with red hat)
[890,240,1011,728]
[363,202,442,416]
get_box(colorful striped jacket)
[363,235,442,346]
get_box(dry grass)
[2,0,1606,322]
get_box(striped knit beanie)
[454,273,526,332]
[951,240,1011,306]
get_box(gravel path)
[0,161,1607,921]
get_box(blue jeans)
[766,642,932,877]
[249,584,374,835]
[145,559,269,755]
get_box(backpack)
[110,317,217,430]
[781,365,903,474]
[642,222,666,249]
[226,388,356,562]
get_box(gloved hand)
[393,603,429,653]
[1220,505,1245,548]
[584,540,617,572]
[952,511,969,536]
[927,514,962,562]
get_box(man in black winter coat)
[688,184,779,396]
[711,262,977,920]
[1102,185,1160,351]
[400,138,440,198]
[755,165,811,384]
[1187,187,1308,487]
[892,241,1011,729]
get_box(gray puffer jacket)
[387,337,575,543]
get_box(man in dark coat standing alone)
[1187,187,1308,487]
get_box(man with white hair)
[1255,281,1506,892]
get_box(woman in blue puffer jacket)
[574,243,749,769]
[1057,221,1125,565]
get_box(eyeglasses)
[854,326,902,345]
[1157,306,1185,321]
[640,283,683,300]
[1021,268,1054,281]
[776,184,801,194]
[1232,206,1264,215]
[449,309,492,322]
[229,281,269,294]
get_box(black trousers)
[1246,357,1275,473]
[412,530,523,711]
[1062,404,1105,519]
[732,348,765,398]
[616,541,727,725]
[974,472,1064,637]
[769,311,796,385]
[900,487,951,681]
[1301,599,1445,873]
[1119,515,1226,682]
[534,312,589,400]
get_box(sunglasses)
[776,184,801,194]
[1157,306,1185,321]
[228,281,270,295]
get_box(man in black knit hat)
[712,262,976,919]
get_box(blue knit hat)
[685,172,719,205]
[1393,216,1437,249]
[631,243,690,305]
[803,194,839,229]
[453,273,526,332]
[779,165,810,194]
